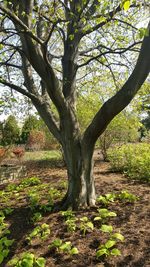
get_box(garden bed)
[0,159,150,267]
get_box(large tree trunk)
[60,137,96,210]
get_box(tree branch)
[0,79,37,100]
[0,4,44,46]
[78,41,141,68]
[82,21,150,148]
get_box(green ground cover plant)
[94,208,117,224]
[96,224,124,259]
[96,191,138,206]
[26,223,50,244]
[0,157,143,267]
[8,252,46,267]
[0,211,14,264]
[108,143,150,181]
[48,239,78,256]
[79,216,94,236]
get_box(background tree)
[0,1,150,209]
[2,115,20,145]
[26,130,45,151]
[98,113,141,161]
[21,115,41,144]
[77,93,141,160]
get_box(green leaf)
[112,233,124,241]
[80,216,88,222]
[3,238,14,247]
[70,247,79,255]
[41,223,49,229]
[22,253,35,261]
[69,34,74,41]
[30,227,40,237]
[86,222,94,230]
[108,211,117,217]
[0,254,4,264]
[2,248,10,258]
[52,239,62,247]
[123,0,130,11]
[100,224,113,233]
[105,240,116,249]
[0,44,4,50]
[35,257,46,267]
[93,216,101,221]
[110,248,121,256]
[7,257,19,266]
[60,241,71,251]
[21,258,33,267]
[96,248,108,258]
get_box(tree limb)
[78,41,141,68]
[83,21,150,148]
[0,79,37,100]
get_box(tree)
[98,113,141,161]
[27,130,45,151]
[21,115,41,144]
[2,115,20,145]
[0,1,150,209]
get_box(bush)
[98,113,140,161]
[12,147,25,160]
[108,143,150,182]
[26,130,45,151]
[0,146,11,165]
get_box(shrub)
[108,143,150,181]
[0,146,11,165]
[26,130,45,151]
[12,147,25,160]
[98,113,140,161]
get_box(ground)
[0,152,150,267]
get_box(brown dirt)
[0,157,150,267]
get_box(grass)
[24,150,62,162]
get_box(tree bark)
[59,131,96,210]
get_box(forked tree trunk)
[60,138,96,210]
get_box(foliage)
[8,252,46,267]
[97,193,117,206]
[108,143,150,181]
[2,115,20,145]
[94,209,117,223]
[30,212,43,224]
[0,146,11,165]
[96,191,138,205]
[61,210,77,233]
[12,146,25,160]
[20,177,41,187]
[26,223,50,244]
[0,211,14,264]
[77,94,140,160]
[98,113,141,160]
[27,130,45,151]
[49,239,78,256]
[24,150,62,163]
[96,224,124,259]
[21,115,41,144]
[79,216,94,236]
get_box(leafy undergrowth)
[0,159,150,267]
[108,143,150,182]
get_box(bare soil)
[0,155,150,267]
